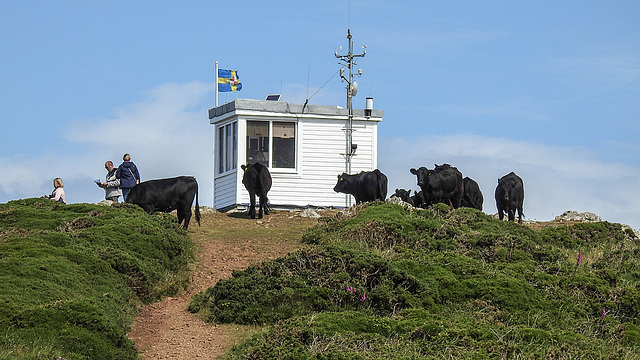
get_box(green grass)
[0,198,194,360]
[190,202,640,359]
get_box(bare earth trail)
[128,210,321,359]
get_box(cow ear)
[241,165,246,170]
[410,168,417,175]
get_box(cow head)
[333,173,349,193]
[410,167,432,188]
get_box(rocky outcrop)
[554,210,601,222]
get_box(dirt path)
[127,210,320,359]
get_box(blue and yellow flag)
[218,69,242,92]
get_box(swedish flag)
[218,69,242,92]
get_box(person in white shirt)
[98,161,122,202]
[44,177,66,204]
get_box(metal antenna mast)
[335,29,366,176]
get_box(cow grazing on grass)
[333,169,388,204]
[495,172,524,222]
[410,164,463,209]
[126,176,201,230]
[461,177,483,210]
[241,163,272,219]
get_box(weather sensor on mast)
[335,29,366,176]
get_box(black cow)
[333,169,388,204]
[411,190,426,208]
[391,188,414,206]
[126,176,201,230]
[410,164,463,209]
[241,163,272,219]
[461,177,483,210]
[495,172,524,222]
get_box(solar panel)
[265,94,281,101]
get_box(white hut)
[209,98,383,211]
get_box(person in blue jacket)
[116,153,141,201]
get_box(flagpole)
[215,61,219,107]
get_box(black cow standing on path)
[333,169,388,204]
[126,176,201,230]
[241,163,272,219]
[495,172,524,223]
[410,164,463,209]
[461,177,484,211]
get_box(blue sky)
[1,1,639,228]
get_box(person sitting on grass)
[43,177,66,204]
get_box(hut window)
[272,122,295,168]
[217,122,237,174]
[246,120,296,169]
[246,121,269,167]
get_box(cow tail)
[195,179,201,226]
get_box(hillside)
[189,202,640,359]
[0,199,194,360]
[1,199,639,359]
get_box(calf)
[333,169,388,204]
[126,176,201,230]
[241,163,272,219]
[391,188,414,206]
[495,172,524,222]
[461,177,483,210]
[411,190,426,208]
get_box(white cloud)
[379,134,640,229]
[0,154,59,197]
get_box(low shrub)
[0,198,194,360]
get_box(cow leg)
[177,205,185,227]
[248,191,257,219]
[181,204,192,230]
[508,208,516,222]
[257,192,265,219]
[517,206,523,223]
[263,195,270,215]
[260,192,270,216]
[498,209,504,221]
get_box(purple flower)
[601,307,606,320]
[346,283,356,293]
[577,252,582,266]
[360,292,366,302]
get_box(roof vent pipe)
[365,97,373,117]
